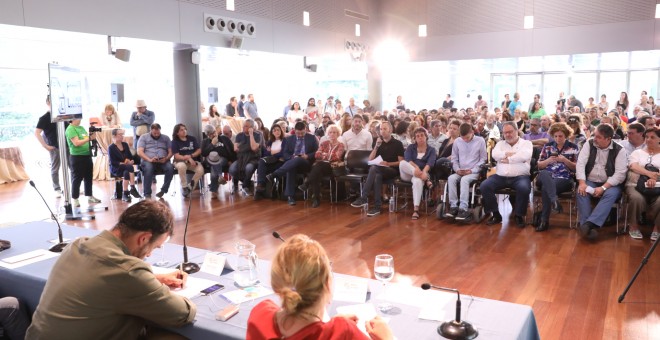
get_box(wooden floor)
[3,178,660,339]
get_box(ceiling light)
[524,16,534,29]
[303,11,310,26]
[355,24,361,37]
[656,4,660,19]
[418,24,427,37]
[227,0,235,11]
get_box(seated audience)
[576,124,627,240]
[445,123,487,221]
[567,114,587,149]
[108,129,141,202]
[399,128,437,220]
[427,120,447,154]
[229,119,263,195]
[0,296,29,340]
[255,124,287,199]
[246,234,392,340]
[626,127,660,240]
[436,120,460,159]
[137,123,174,199]
[222,124,235,143]
[523,118,550,148]
[100,104,121,128]
[351,122,404,216]
[639,115,657,131]
[480,122,533,227]
[267,122,318,206]
[535,123,579,231]
[26,200,196,339]
[171,124,204,198]
[298,125,345,208]
[201,124,236,198]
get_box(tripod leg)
[618,236,660,303]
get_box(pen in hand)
[178,263,185,289]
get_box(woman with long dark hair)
[255,124,287,199]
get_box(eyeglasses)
[530,123,539,126]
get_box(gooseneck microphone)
[272,231,285,242]
[29,180,68,252]
[180,194,200,274]
[421,283,478,340]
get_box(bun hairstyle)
[271,234,331,315]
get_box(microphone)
[421,283,478,340]
[180,194,200,274]
[272,231,285,242]
[29,180,68,253]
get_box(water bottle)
[389,197,395,212]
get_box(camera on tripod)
[89,125,102,133]
[88,123,101,157]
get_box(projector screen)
[48,63,83,123]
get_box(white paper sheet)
[151,266,220,299]
[221,285,274,304]
[368,156,385,166]
[0,249,59,269]
[333,275,369,303]
[335,303,387,336]
[200,253,226,276]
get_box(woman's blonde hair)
[326,124,342,136]
[104,104,116,114]
[271,234,331,315]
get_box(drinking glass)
[374,254,394,312]
[154,236,170,267]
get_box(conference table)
[0,222,540,339]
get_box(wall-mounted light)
[227,0,235,11]
[303,11,310,26]
[355,24,361,37]
[418,24,427,37]
[107,36,130,62]
[524,15,534,29]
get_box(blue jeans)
[361,165,398,207]
[208,158,228,192]
[448,173,479,210]
[273,157,311,197]
[0,297,29,340]
[229,161,257,189]
[480,174,531,217]
[141,161,174,196]
[536,170,573,221]
[576,180,622,227]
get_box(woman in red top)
[246,234,392,340]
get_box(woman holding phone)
[535,122,579,231]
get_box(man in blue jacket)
[267,121,318,205]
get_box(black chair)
[334,150,372,202]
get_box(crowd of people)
[34,90,660,242]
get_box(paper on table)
[0,249,59,269]
[333,275,369,303]
[417,289,457,321]
[200,253,226,276]
[151,266,220,299]
[335,303,387,336]
[221,285,273,304]
[367,156,385,166]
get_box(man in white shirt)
[616,123,645,155]
[479,122,533,227]
[341,115,373,152]
[427,120,447,154]
[345,98,360,117]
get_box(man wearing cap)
[137,124,174,199]
[130,99,155,150]
[201,125,235,198]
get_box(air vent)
[345,9,369,21]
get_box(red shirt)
[247,300,369,340]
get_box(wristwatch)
[601,186,607,191]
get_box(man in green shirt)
[65,118,101,207]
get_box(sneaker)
[351,197,368,208]
[367,206,381,217]
[143,194,152,199]
[54,190,62,198]
[651,232,659,241]
[445,207,458,218]
[130,187,142,198]
[455,209,472,221]
[155,191,165,198]
[72,199,80,207]
[628,230,643,240]
[182,187,191,197]
[87,196,101,204]
[122,192,132,202]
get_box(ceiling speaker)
[205,17,215,30]
[228,20,236,32]
[217,18,226,31]
[230,36,243,49]
[114,49,131,62]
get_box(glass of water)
[154,236,170,267]
[374,254,394,312]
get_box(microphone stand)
[180,194,200,274]
[421,283,478,340]
[29,180,68,252]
